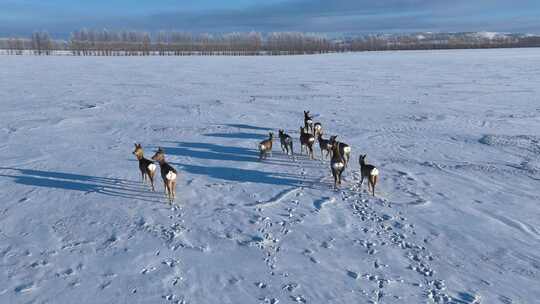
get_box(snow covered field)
[1,48,539,304]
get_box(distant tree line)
[343,32,540,51]
[1,30,539,56]
[0,32,67,55]
[68,30,332,55]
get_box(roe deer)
[151,147,177,203]
[259,132,274,160]
[313,122,323,138]
[304,111,314,133]
[330,139,346,189]
[300,127,315,159]
[359,154,379,196]
[329,136,351,167]
[317,134,332,160]
[278,129,293,156]
[132,143,157,191]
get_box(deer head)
[133,143,144,159]
[151,147,166,163]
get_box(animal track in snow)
[14,282,35,293]
[341,174,458,302]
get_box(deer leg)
[372,176,378,196]
[163,178,168,196]
[168,181,174,202]
[168,182,173,203]
[368,178,374,196]
[172,181,176,201]
[148,171,155,192]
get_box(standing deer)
[359,154,379,196]
[151,148,177,203]
[329,136,351,167]
[132,143,157,191]
[304,111,314,133]
[317,134,332,160]
[278,129,294,156]
[313,122,323,138]
[259,132,274,160]
[300,127,315,159]
[330,140,346,189]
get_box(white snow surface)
[1,49,539,304]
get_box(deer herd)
[133,110,379,204]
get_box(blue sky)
[1,0,539,37]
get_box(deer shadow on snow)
[172,162,304,187]
[157,141,305,186]
[222,124,272,131]
[203,123,273,140]
[159,141,291,166]
[204,132,267,140]
[0,167,162,203]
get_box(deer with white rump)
[330,138,346,189]
[258,132,274,160]
[359,154,379,196]
[329,135,351,167]
[151,147,178,203]
[313,122,323,138]
[300,127,316,159]
[132,143,157,191]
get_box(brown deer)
[329,135,351,167]
[359,154,379,196]
[132,143,157,191]
[330,140,346,189]
[258,132,273,160]
[151,148,177,203]
[304,111,314,133]
[300,127,315,159]
[313,122,323,138]
[317,133,332,160]
[278,129,293,156]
